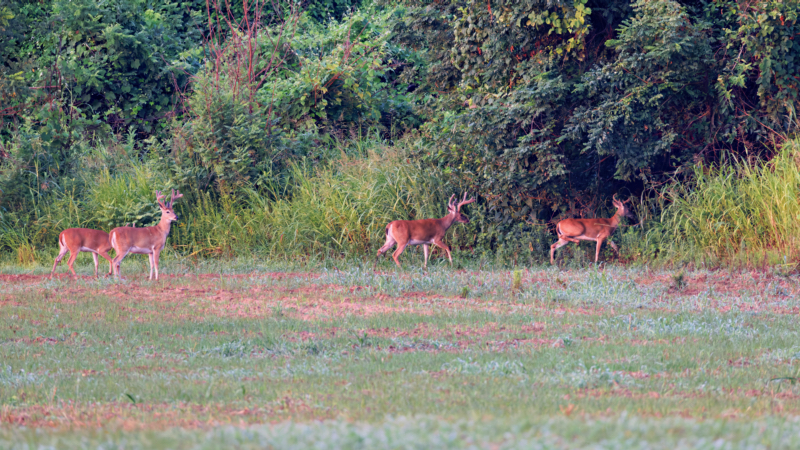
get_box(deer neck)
[155,215,173,236]
[439,212,458,231]
[609,210,622,228]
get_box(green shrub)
[650,138,800,265]
[87,164,165,230]
[265,141,444,257]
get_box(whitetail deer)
[376,193,476,269]
[50,228,114,279]
[550,194,635,264]
[110,189,183,280]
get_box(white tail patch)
[59,233,66,248]
[110,231,117,249]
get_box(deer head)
[155,189,183,223]
[447,192,476,224]
[612,194,635,220]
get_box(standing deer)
[110,189,183,280]
[550,194,635,264]
[376,193,476,269]
[50,228,114,279]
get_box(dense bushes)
[2,0,800,267]
[393,0,800,230]
[647,139,800,266]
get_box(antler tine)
[456,192,476,212]
[155,190,167,208]
[168,188,184,208]
[447,194,456,211]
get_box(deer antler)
[155,191,167,209]
[168,189,183,208]
[456,192,476,212]
[447,194,456,211]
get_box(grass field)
[2,257,800,448]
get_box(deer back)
[557,217,618,240]
[109,225,169,252]
[60,228,112,252]
[389,218,451,243]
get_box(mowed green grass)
[2,259,800,448]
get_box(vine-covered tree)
[390,0,800,227]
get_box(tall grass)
[157,137,446,259]
[168,190,272,258]
[86,165,164,229]
[265,144,444,257]
[651,138,800,266]
[0,135,446,263]
[11,134,800,268]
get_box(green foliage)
[265,142,444,256]
[261,7,406,133]
[0,116,96,213]
[713,0,800,133]
[161,6,417,199]
[49,0,202,135]
[566,0,716,179]
[3,0,800,266]
[0,0,47,125]
[649,138,800,265]
[392,0,800,243]
[87,165,164,230]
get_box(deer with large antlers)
[550,194,635,264]
[109,189,183,280]
[376,193,476,269]
[50,228,114,279]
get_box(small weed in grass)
[671,271,686,291]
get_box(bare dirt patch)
[0,398,333,430]
[286,322,548,341]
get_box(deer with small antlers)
[50,228,114,279]
[376,193,476,269]
[109,189,183,280]
[550,194,635,264]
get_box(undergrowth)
[5,136,800,269]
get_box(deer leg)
[50,244,69,279]
[607,240,619,255]
[423,244,430,270]
[98,251,114,277]
[377,238,396,257]
[550,238,571,264]
[112,251,129,279]
[148,253,155,281]
[66,250,79,278]
[432,239,452,266]
[375,235,397,269]
[92,252,99,277]
[595,239,604,263]
[153,250,161,281]
[391,243,407,268]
